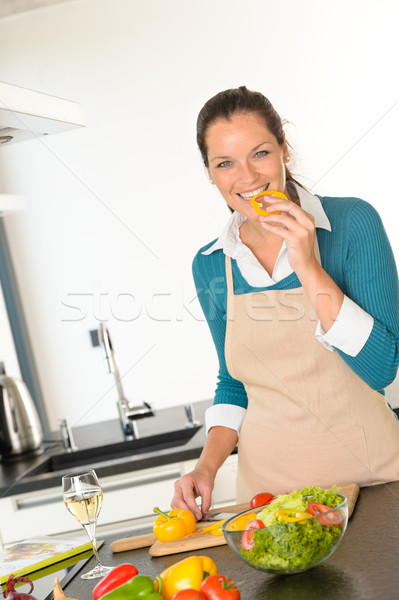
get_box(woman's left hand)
[259,198,318,276]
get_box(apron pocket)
[236,422,372,502]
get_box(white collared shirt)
[203,183,374,435]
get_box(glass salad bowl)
[222,492,348,575]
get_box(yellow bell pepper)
[153,507,197,542]
[157,555,218,600]
[275,509,312,523]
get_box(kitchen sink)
[27,425,202,476]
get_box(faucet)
[184,404,200,428]
[57,418,77,452]
[97,323,154,440]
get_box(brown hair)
[196,85,303,188]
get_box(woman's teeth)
[238,184,269,200]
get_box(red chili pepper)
[92,564,138,600]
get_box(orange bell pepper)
[153,507,197,542]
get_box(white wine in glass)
[62,469,112,579]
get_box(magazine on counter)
[0,536,92,584]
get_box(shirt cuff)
[315,294,374,357]
[205,404,247,436]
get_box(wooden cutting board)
[110,482,359,556]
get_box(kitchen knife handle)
[110,532,156,552]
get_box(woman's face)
[206,112,289,218]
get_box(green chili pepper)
[98,575,162,599]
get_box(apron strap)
[225,254,234,292]
[225,255,235,322]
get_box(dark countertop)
[63,480,399,600]
[0,400,211,498]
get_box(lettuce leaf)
[300,484,341,507]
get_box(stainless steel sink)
[27,425,202,476]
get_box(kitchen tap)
[97,323,154,440]
[57,418,76,452]
[184,404,200,428]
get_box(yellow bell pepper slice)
[251,190,287,216]
[158,555,218,600]
[153,507,197,542]
[202,519,227,532]
[275,509,312,523]
[226,512,257,531]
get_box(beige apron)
[224,240,399,502]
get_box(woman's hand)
[172,426,237,520]
[171,465,215,520]
[259,198,318,277]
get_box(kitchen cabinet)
[0,454,238,545]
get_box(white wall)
[0,0,398,429]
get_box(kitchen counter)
[0,400,211,498]
[63,480,399,600]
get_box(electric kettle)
[0,375,43,458]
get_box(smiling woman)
[206,112,289,218]
[171,86,399,520]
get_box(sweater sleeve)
[192,250,248,409]
[337,200,399,390]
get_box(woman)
[172,86,399,520]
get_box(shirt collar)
[202,182,331,256]
[291,182,331,232]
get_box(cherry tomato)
[249,492,275,508]
[307,502,344,526]
[200,574,241,600]
[171,590,207,600]
[241,519,265,551]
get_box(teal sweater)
[193,196,399,408]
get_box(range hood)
[0,81,85,145]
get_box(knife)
[201,511,240,522]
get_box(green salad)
[241,485,346,572]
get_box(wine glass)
[62,469,113,579]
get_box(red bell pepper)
[93,564,138,600]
